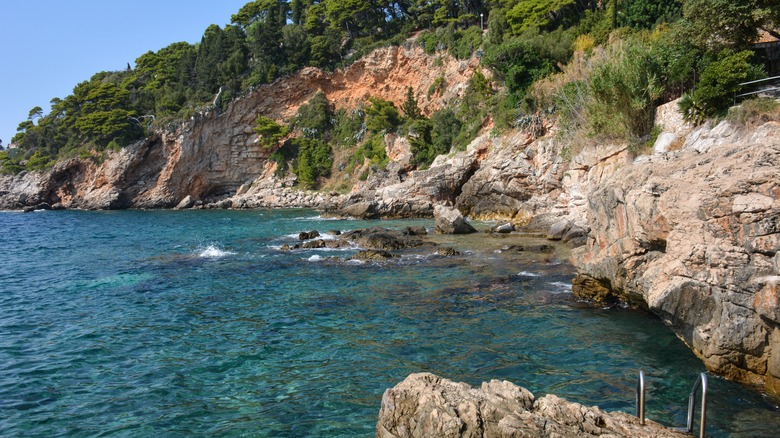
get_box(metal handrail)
[636,370,646,425]
[738,75,780,87]
[686,372,708,438]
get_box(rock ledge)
[377,373,687,438]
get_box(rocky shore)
[377,373,687,438]
[1,39,778,398]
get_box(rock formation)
[0,44,480,211]
[377,373,687,438]
[572,120,780,393]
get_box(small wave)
[548,281,573,293]
[198,245,236,259]
[307,255,323,262]
[517,271,542,277]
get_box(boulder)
[377,373,688,438]
[299,230,321,240]
[342,227,429,251]
[434,205,476,234]
[490,222,515,234]
[175,195,195,210]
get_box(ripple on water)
[1,210,779,437]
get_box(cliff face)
[573,120,780,392]
[0,44,479,210]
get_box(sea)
[1,209,779,437]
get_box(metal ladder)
[635,370,708,438]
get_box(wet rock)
[301,240,327,249]
[503,244,555,254]
[326,229,342,236]
[435,247,461,256]
[434,205,476,234]
[299,230,320,240]
[547,219,572,240]
[351,249,398,261]
[342,227,429,251]
[377,373,688,438]
[403,226,428,236]
[279,243,300,251]
[490,222,515,234]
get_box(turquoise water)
[1,209,779,437]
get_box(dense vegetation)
[4,0,779,179]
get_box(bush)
[352,134,388,169]
[295,92,332,138]
[679,49,764,124]
[365,97,401,133]
[294,138,332,188]
[254,115,289,148]
[332,108,365,148]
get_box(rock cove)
[1,44,779,406]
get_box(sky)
[0,0,250,148]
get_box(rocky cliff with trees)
[2,0,780,397]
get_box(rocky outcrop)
[377,373,687,438]
[573,120,780,393]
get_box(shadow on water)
[1,209,779,437]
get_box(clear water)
[1,209,778,437]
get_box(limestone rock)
[573,121,780,393]
[342,227,430,251]
[376,373,687,438]
[434,205,476,234]
[175,195,195,210]
[491,222,515,234]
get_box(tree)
[255,115,289,148]
[28,106,44,122]
[682,0,780,50]
[365,97,401,133]
[401,86,423,120]
[679,49,764,124]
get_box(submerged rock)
[342,227,430,251]
[351,249,398,261]
[377,373,687,438]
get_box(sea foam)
[198,245,236,259]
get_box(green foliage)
[555,37,664,141]
[294,138,333,188]
[0,150,24,175]
[294,92,332,138]
[417,24,483,59]
[25,149,55,172]
[353,134,389,169]
[401,87,423,120]
[622,0,681,29]
[679,49,764,124]
[268,140,299,178]
[365,97,401,133]
[254,115,289,148]
[681,0,780,51]
[332,108,366,148]
[505,0,577,34]
[430,108,462,154]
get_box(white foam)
[198,245,236,259]
[517,271,542,277]
[307,255,323,262]
[548,281,573,293]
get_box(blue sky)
[0,1,249,147]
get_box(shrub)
[294,92,331,138]
[365,97,401,133]
[679,49,764,124]
[254,115,289,148]
[294,138,332,188]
